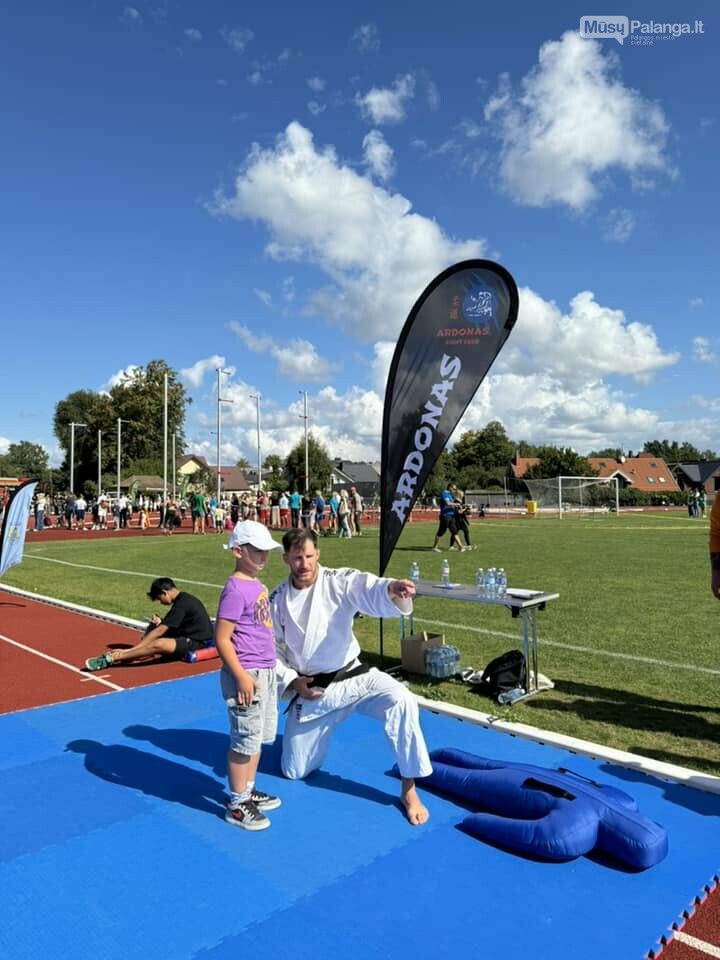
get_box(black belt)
[285,660,370,712]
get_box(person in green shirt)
[191,489,206,535]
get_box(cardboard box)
[401,631,445,674]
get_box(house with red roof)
[509,452,679,494]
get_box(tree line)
[2,373,716,499]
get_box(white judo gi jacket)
[269,565,411,721]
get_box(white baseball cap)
[226,520,281,552]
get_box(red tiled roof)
[510,454,679,493]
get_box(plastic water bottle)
[475,568,485,596]
[486,567,496,598]
[409,561,420,584]
[440,558,450,587]
[498,687,526,705]
[496,568,507,598]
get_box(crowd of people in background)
[24,485,368,537]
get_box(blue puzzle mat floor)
[1,672,718,960]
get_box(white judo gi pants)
[281,667,433,781]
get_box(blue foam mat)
[1,672,717,960]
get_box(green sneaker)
[85,652,114,671]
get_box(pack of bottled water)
[425,644,461,678]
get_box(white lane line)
[672,931,720,957]
[23,555,224,590]
[0,633,124,691]
[415,617,720,677]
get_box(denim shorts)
[223,667,277,756]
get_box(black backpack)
[474,649,526,701]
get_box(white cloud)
[356,74,415,125]
[211,121,485,340]
[689,296,704,308]
[352,22,380,54]
[180,355,229,390]
[474,371,662,452]
[228,322,338,382]
[101,364,143,390]
[248,71,265,87]
[282,276,296,304]
[220,26,254,54]
[693,336,716,363]
[691,394,720,413]
[184,28,202,42]
[362,129,395,181]
[205,121,688,463]
[120,6,142,26]
[503,287,679,387]
[603,207,636,243]
[0,436,9,455]
[484,31,672,210]
[306,76,326,93]
[253,288,273,306]
[307,101,326,117]
[426,81,440,111]
[458,118,483,139]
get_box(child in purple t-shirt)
[215,520,283,831]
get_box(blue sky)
[2,0,718,469]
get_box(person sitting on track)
[84,577,213,671]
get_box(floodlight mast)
[216,367,233,503]
[249,393,261,492]
[69,421,88,494]
[299,390,309,495]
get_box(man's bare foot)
[401,780,429,825]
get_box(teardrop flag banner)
[379,260,518,576]
[0,479,38,577]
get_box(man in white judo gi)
[269,527,432,824]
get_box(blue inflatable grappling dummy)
[401,748,668,870]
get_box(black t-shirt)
[161,592,213,643]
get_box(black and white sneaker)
[250,788,282,811]
[225,799,270,831]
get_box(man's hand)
[292,676,324,700]
[388,579,416,601]
[235,672,258,707]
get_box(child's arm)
[215,618,257,706]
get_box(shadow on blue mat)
[124,724,229,776]
[598,761,720,818]
[121,726,400,811]
[66,739,227,818]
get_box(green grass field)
[5,513,719,775]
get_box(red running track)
[0,590,219,714]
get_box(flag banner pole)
[379,259,518,578]
[0,479,38,577]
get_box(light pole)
[216,367,233,503]
[69,421,87,494]
[97,429,102,495]
[299,390,309,495]
[249,393,261,492]
[116,418,131,500]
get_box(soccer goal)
[523,476,620,518]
